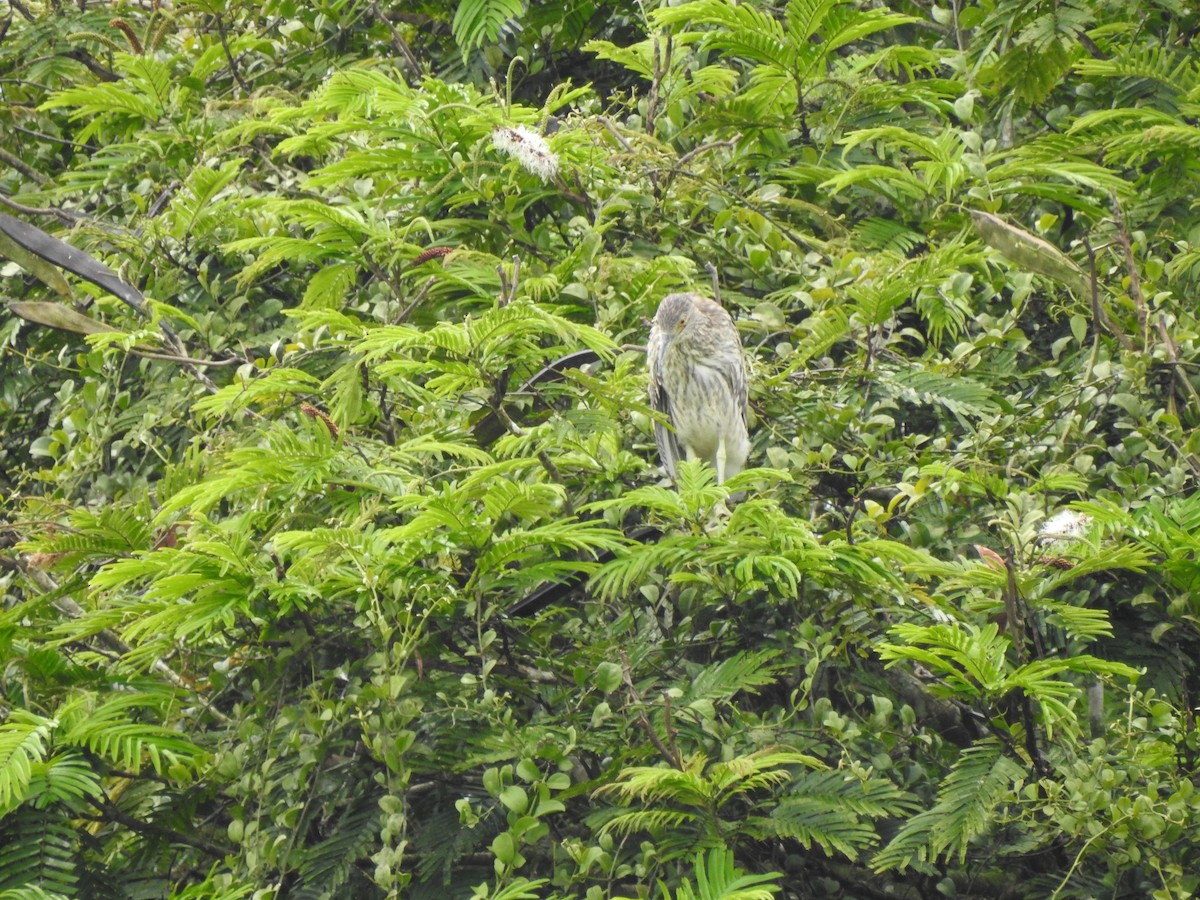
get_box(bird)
[646,292,750,484]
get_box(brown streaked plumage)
[647,292,750,484]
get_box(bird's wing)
[651,385,682,478]
[731,356,749,427]
[711,305,750,428]
[647,328,682,478]
[723,311,750,428]
[700,300,744,429]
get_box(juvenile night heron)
[647,292,750,484]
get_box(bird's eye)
[677,315,687,328]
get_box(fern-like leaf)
[0,713,55,812]
[452,0,525,59]
[294,791,381,896]
[677,847,781,900]
[684,650,786,706]
[0,806,79,895]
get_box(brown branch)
[498,255,520,305]
[132,349,242,366]
[1110,205,1149,343]
[661,691,682,768]
[65,48,120,82]
[393,275,435,324]
[536,450,574,517]
[676,133,741,168]
[1002,553,1051,780]
[1077,31,1108,60]
[880,663,985,746]
[0,146,48,184]
[95,791,232,858]
[1112,201,1200,409]
[621,652,684,770]
[1082,237,1133,351]
[369,0,421,78]
[491,398,522,438]
[9,124,90,150]
[644,34,671,135]
[214,13,251,96]
[598,117,635,154]
[1002,551,1025,667]
[147,179,180,218]
[8,0,34,21]
[0,193,86,225]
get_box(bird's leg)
[703,437,733,532]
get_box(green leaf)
[594,661,623,694]
[491,830,517,865]
[499,785,529,814]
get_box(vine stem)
[1048,812,1132,899]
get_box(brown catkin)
[410,246,454,266]
[300,404,339,439]
[109,18,144,54]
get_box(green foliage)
[5,0,1200,897]
[871,738,1026,872]
[879,621,1139,731]
[452,0,527,61]
[0,807,79,897]
[655,847,781,900]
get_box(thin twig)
[1109,204,1149,343]
[621,651,683,770]
[677,133,741,168]
[214,13,251,96]
[393,276,436,324]
[598,117,635,153]
[132,349,242,366]
[1112,201,1200,409]
[705,262,720,302]
[496,256,523,306]
[9,124,90,150]
[96,791,232,857]
[1082,237,1133,352]
[537,450,574,517]
[0,146,48,184]
[0,192,87,224]
[661,691,682,767]
[644,34,671,135]
[369,0,421,78]
[491,395,523,437]
[497,264,510,306]
[147,180,180,218]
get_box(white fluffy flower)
[1039,509,1092,543]
[492,125,558,182]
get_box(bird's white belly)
[669,363,735,461]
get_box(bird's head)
[655,292,702,340]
